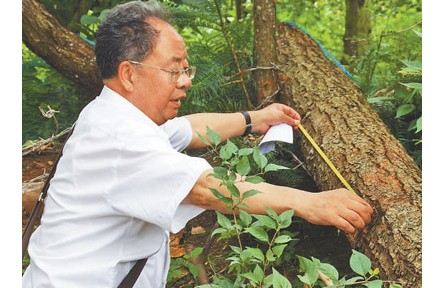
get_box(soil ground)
[22,145,353,286]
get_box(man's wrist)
[240,111,252,136]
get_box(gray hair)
[94,0,171,79]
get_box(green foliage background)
[22,0,422,166]
[22,0,422,167]
[21,1,422,285]
[22,44,86,143]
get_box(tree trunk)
[276,23,421,288]
[22,0,102,101]
[21,2,422,285]
[253,0,279,107]
[344,0,371,59]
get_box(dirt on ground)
[22,145,353,286]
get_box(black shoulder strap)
[117,257,149,288]
[22,124,149,288]
[22,125,76,259]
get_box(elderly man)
[22,1,373,287]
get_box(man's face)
[131,18,192,125]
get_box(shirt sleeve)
[106,127,212,233]
[161,117,193,152]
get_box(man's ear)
[117,61,135,92]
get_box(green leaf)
[209,166,228,180]
[266,248,276,262]
[264,163,289,172]
[236,155,251,176]
[395,104,415,118]
[279,209,294,222]
[401,82,422,91]
[229,245,241,254]
[211,227,227,237]
[186,262,201,279]
[238,147,254,156]
[246,226,269,243]
[237,203,249,209]
[225,139,238,153]
[80,14,99,26]
[197,132,210,146]
[370,267,380,276]
[297,256,319,284]
[245,175,264,184]
[219,145,234,161]
[274,235,292,244]
[209,188,224,199]
[266,207,280,222]
[241,272,261,284]
[344,276,364,285]
[272,268,292,288]
[241,265,264,284]
[367,96,397,104]
[253,148,268,169]
[216,211,232,229]
[209,188,233,205]
[98,9,110,21]
[245,247,265,262]
[319,262,339,281]
[227,182,240,198]
[350,249,371,277]
[239,210,252,226]
[220,140,238,160]
[365,279,383,288]
[264,274,274,285]
[252,214,277,229]
[242,189,262,199]
[389,283,403,288]
[240,249,254,262]
[272,244,287,258]
[206,126,221,146]
[415,116,422,133]
[253,265,265,280]
[189,247,204,257]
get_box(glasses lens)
[187,67,196,80]
[175,67,196,82]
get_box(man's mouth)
[171,99,182,107]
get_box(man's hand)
[295,188,374,234]
[250,103,301,135]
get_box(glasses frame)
[128,60,196,81]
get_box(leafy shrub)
[178,128,403,287]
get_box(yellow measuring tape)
[297,123,356,194]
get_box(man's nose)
[176,72,192,90]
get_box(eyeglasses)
[128,60,196,82]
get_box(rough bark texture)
[22,0,102,100]
[253,0,279,106]
[344,0,372,58]
[276,23,421,288]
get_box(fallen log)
[276,22,422,288]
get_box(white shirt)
[22,86,211,288]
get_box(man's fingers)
[350,196,374,224]
[335,216,356,234]
[341,209,366,230]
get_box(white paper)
[258,123,293,154]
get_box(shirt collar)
[99,85,160,128]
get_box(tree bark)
[276,23,421,288]
[253,0,279,107]
[344,0,371,59]
[22,0,102,101]
[22,2,422,286]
